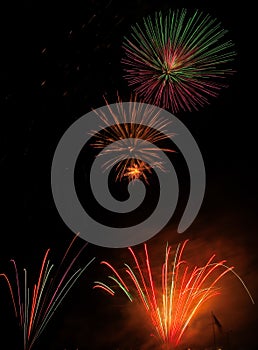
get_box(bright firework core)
[123,161,152,183]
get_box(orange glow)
[94,240,254,348]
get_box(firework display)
[122,8,236,113]
[94,240,254,348]
[1,0,255,349]
[0,235,95,350]
[91,95,175,183]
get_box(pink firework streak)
[0,234,95,350]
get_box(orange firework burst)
[94,240,254,349]
[91,95,175,183]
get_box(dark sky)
[0,0,257,349]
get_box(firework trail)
[91,94,175,183]
[94,240,254,349]
[0,234,95,350]
[122,8,236,113]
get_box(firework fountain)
[94,239,254,349]
[0,234,95,350]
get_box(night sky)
[0,1,257,350]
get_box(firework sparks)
[123,160,152,183]
[0,234,95,350]
[91,95,175,183]
[122,9,236,113]
[94,240,254,348]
